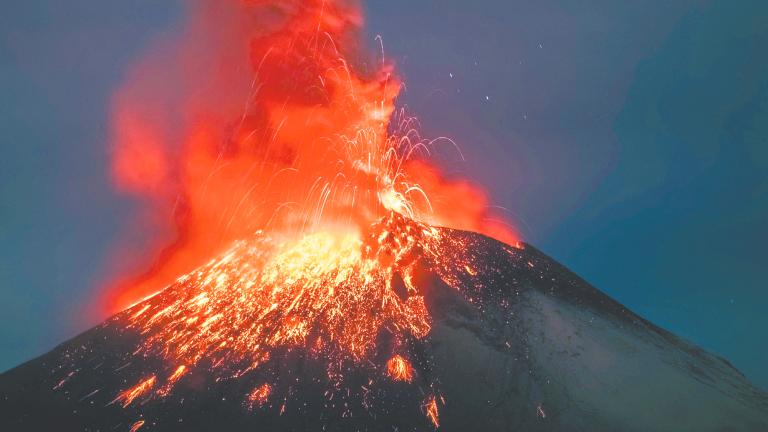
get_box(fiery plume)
[99,0,520,428]
[107,0,517,311]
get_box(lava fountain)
[101,0,518,427]
[107,0,518,312]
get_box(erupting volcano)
[104,0,518,313]
[1,1,767,431]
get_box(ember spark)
[126,220,436,368]
[246,384,272,410]
[114,376,156,408]
[386,355,414,382]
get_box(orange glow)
[125,215,434,368]
[103,0,518,312]
[115,376,156,407]
[386,355,414,382]
[425,395,440,428]
[246,383,272,409]
[99,0,522,424]
[168,365,187,382]
[111,212,490,420]
[129,420,145,432]
[156,365,187,397]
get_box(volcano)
[1,219,767,431]
[3,2,767,430]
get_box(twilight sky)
[1,1,767,389]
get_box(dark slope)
[1,229,767,431]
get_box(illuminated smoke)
[105,0,518,311]
[101,0,521,428]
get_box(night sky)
[1,0,766,390]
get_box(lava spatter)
[245,384,272,410]
[113,376,156,408]
[124,215,438,368]
[386,355,414,382]
[113,214,455,423]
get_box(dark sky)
[1,1,767,389]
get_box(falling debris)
[386,355,414,383]
[129,420,145,432]
[114,376,156,408]
[424,395,440,428]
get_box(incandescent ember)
[105,212,499,427]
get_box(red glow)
[114,375,156,407]
[129,420,145,432]
[103,0,518,312]
[386,354,414,382]
[245,384,272,409]
[424,395,440,428]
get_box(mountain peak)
[1,226,766,431]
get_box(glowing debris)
[115,376,156,407]
[156,365,187,398]
[124,217,438,376]
[386,355,414,383]
[106,0,519,314]
[424,395,440,428]
[245,384,272,410]
[98,0,521,425]
[129,420,145,432]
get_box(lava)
[110,214,478,426]
[156,365,187,398]
[386,355,414,382]
[124,215,436,374]
[425,395,440,428]
[105,0,518,311]
[246,384,272,410]
[98,0,521,428]
[129,420,145,432]
[114,376,156,408]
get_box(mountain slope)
[1,226,766,431]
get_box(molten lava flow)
[124,215,435,371]
[111,214,481,427]
[102,0,521,428]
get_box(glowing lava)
[386,355,414,382]
[129,420,145,432]
[114,376,156,408]
[126,217,435,370]
[425,395,440,428]
[101,0,521,428]
[105,0,517,312]
[245,384,272,410]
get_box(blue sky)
[1,1,767,389]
